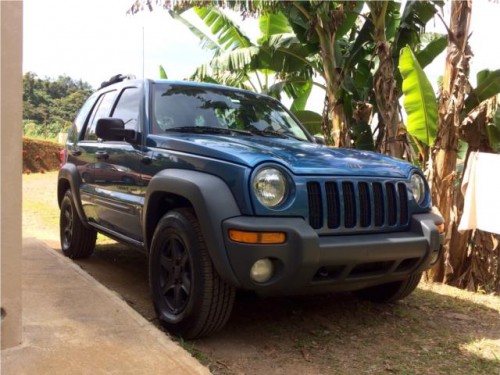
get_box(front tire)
[354,272,422,303]
[149,208,235,339]
[60,190,97,259]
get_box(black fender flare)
[57,163,94,229]
[144,169,242,287]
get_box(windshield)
[151,83,310,141]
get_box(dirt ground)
[24,172,500,375]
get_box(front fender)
[144,169,242,287]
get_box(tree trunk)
[373,41,406,158]
[310,3,348,148]
[318,36,347,148]
[369,1,407,159]
[428,0,472,282]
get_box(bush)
[23,137,62,173]
[23,120,68,140]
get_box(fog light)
[250,258,274,283]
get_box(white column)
[1,0,23,349]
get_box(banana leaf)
[464,69,500,114]
[293,110,322,135]
[159,65,168,79]
[399,46,437,146]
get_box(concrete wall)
[1,0,23,349]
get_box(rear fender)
[57,164,92,229]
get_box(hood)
[149,134,413,178]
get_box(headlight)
[253,167,288,208]
[410,173,426,205]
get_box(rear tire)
[149,208,235,339]
[60,190,97,259]
[354,272,422,303]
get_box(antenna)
[142,26,145,79]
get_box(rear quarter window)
[84,90,117,141]
[73,93,98,135]
[111,87,141,132]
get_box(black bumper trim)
[222,212,443,295]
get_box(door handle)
[95,151,109,160]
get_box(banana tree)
[170,8,321,129]
[130,0,445,152]
[399,5,500,289]
[368,1,407,158]
[337,0,444,154]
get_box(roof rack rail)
[99,74,136,89]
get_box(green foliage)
[351,121,376,151]
[159,65,168,79]
[399,47,438,146]
[335,1,364,40]
[464,69,500,114]
[167,1,445,150]
[193,6,252,52]
[168,10,219,52]
[258,12,293,43]
[393,0,443,61]
[293,110,322,135]
[488,105,500,152]
[23,72,92,139]
[23,120,67,140]
[414,35,447,69]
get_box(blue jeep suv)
[58,75,444,339]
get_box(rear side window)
[84,90,117,141]
[74,93,98,134]
[111,87,141,132]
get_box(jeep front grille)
[307,180,409,232]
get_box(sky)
[24,0,500,96]
[23,0,258,88]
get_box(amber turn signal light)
[436,223,445,234]
[228,230,286,244]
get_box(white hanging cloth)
[458,151,500,235]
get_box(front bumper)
[222,212,443,295]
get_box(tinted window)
[84,90,117,141]
[111,87,141,131]
[74,93,98,134]
[152,84,309,141]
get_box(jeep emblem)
[347,162,362,169]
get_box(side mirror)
[95,118,137,142]
[314,135,326,145]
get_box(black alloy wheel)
[59,190,96,259]
[159,234,192,316]
[149,208,235,339]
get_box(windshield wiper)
[165,126,253,136]
[249,128,303,141]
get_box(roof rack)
[99,74,136,89]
